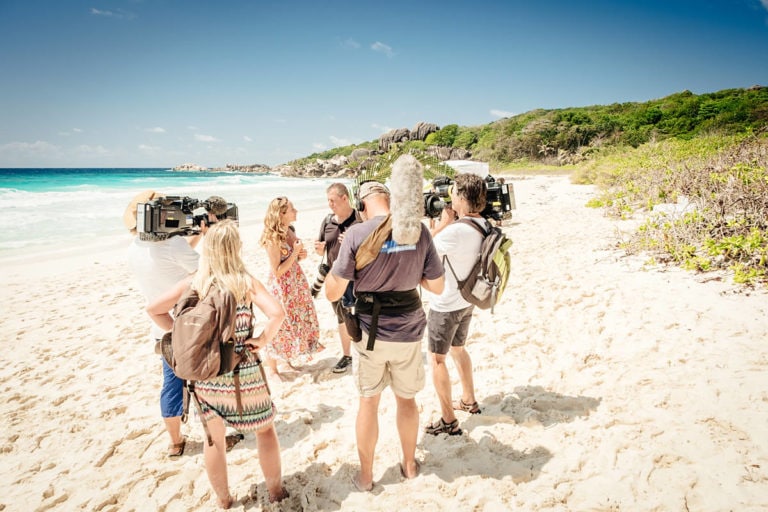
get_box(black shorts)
[331,299,345,324]
[427,305,474,355]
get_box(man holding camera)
[313,183,362,374]
[424,173,486,436]
[123,191,224,459]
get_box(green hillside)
[293,86,768,286]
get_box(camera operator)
[313,183,362,374]
[123,191,225,459]
[424,173,486,436]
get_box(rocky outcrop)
[410,122,439,141]
[349,148,372,162]
[214,163,271,173]
[378,128,411,151]
[173,163,208,171]
[425,146,471,161]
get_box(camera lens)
[310,263,331,298]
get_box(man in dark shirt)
[314,183,362,373]
[326,180,444,491]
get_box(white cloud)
[330,136,352,146]
[0,140,60,154]
[243,135,252,142]
[313,142,326,150]
[138,144,161,152]
[343,38,361,49]
[146,127,166,133]
[371,123,392,133]
[90,8,135,20]
[73,144,108,155]
[186,125,198,130]
[371,42,394,58]
[194,134,219,142]
[490,109,515,118]
[73,128,83,133]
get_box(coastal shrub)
[604,131,768,286]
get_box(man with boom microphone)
[325,155,444,491]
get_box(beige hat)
[123,190,164,232]
[358,181,390,201]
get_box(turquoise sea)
[0,168,341,261]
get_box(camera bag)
[444,218,513,313]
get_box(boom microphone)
[390,154,424,245]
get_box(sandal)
[225,432,244,452]
[453,399,481,415]
[167,436,186,459]
[424,418,462,436]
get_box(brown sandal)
[453,399,481,415]
[167,437,186,459]
[424,418,462,436]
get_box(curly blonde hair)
[259,196,290,247]
[192,219,254,303]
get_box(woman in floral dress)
[260,196,323,379]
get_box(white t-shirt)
[429,217,485,312]
[127,236,200,340]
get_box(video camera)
[136,195,239,241]
[423,175,514,222]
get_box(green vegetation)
[286,86,768,286]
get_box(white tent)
[443,160,489,178]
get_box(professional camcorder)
[310,262,331,298]
[423,175,514,222]
[136,195,239,241]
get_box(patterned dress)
[195,304,276,432]
[266,241,323,365]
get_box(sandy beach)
[2,174,767,511]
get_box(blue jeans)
[160,358,184,418]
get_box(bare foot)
[399,460,421,479]
[351,472,373,492]
[217,493,235,509]
[269,486,289,503]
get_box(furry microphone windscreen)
[390,154,424,245]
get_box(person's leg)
[202,416,232,508]
[394,394,420,478]
[160,359,185,450]
[354,393,381,490]
[338,321,351,357]
[255,425,287,502]
[427,309,458,424]
[450,308,478,407]
[429,352,457,424]
[450,346,477,406]
[332,301,353,373]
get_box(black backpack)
[444,218,513,313]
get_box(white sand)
[2,174,767,511]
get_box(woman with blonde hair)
[147,219,288,508]
[260,196,323,378]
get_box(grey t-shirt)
[332,215,444,341]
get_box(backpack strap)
[186,381,215,446]
[458,217,489,236]
[443,217,487,283]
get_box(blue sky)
[1,0,767,168]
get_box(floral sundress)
[265,241,323,365]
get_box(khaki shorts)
[352,334,425,399]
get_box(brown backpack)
[160,284,243,381]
